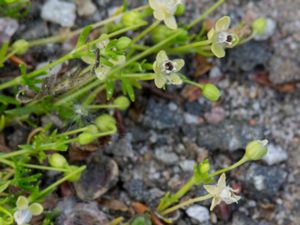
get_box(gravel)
[186,205,210,223]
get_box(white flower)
[153,50,184,88]
[14,196,43,225]
[207,16,239,58]
[149,0,182,29]
[204,173,241,211]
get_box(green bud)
[245,139,268,161]
[85,125,98,134]
[78,132,95,145]
[201,83,221,102]
[113,96,130,110]
[12,39,29,55]
[121,11,144,27]
[116,36,132,50]
[199,160,211,174]
[175,4,185,16]
[95,114,116,132]
[65,166,82,182]
[48,153,68,168]
[252,17,267,35]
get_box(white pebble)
[41,0,76,27]
[209,66,222,78]
[263,143,288,165]
[186,205,210,223]
[179,160,195,172]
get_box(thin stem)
[22,164,69,172]
[0,206,13,219]
[209,156,248,177]
[182,76,204,89]
[0,149,30,159]
[169,40,211,53]
[128,20,160,56]
[120,73,156,80]
[0,158,15,168]
[60,127,88,136]
[161,194,212,216]
[82,84,106,106]
[86,104,119,110]
[29,165,86,202]
[188,0,225,29]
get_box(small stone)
[0,18,19,42]
[56,201,109,225]
[155,146,179,165]
[232,212,258,225]
[209,66,222,78]
[186,205,210,223]
[76,0,97,16]
[126,179,148,202]
[254,18,276,41]
[183,113,200,124]
[179,160,195,172]
[74,155,119,200]
[262,143,288,165]
[41,0,76,27]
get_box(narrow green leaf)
[0,94,20,105]
[0,41,9,67]
[76,25,93,48]
[105,79,115,100]
[123,79,135,102]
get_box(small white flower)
[204,173,241,211]
[207,16,239,58]
[153,50,184,88]
[149,0,182,29]
[14,196,43,225]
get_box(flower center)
[161,60,176,74]
[217,32,234,46]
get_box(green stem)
[82,84,106,106]
[0,158,15,168]
[128,20,160,56]
[22,164,68,172]
[188,0,225,29]
[0,206,13,220]
[209,156,248,177]
[86,104,119,110]
[169,40,211,53]
[120,73,156,80]
[61,127,88,136]
[0,149,31,159]
[181,76,204,89]
[29,165,86,202]
[161,194,212,216]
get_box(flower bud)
[64,166,82,182]
[121,11,144,27]
[12,39,29,55]
[175,4,185,16]
[199,161,211,174]
[48,153,68,168]
[252,17,267,35]
[113,96,130,110]
[95,114,116,132]
[85,125,98,134]
[202,83,221,102]
[245,139,268,161]
[78,132,95,145]
[116,36,132,50]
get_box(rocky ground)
[1,0,300,225]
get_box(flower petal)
[29,203,43,216]
[204,185,219,195]
[207,28,215,40]
[217,173,226,188]
[153,10,165,21]
[211,43,225,58]
[173,59,185,71]
[149,0,159,9]
[168,73,183,85]
[210,197,221,211]
[156,50,169,64]
[164,16,177,30]
[16,196,29,210]
[14,210,32,225]
[154,75,167,88]
[215,16,231,31]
